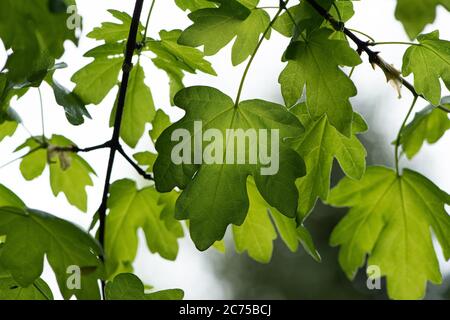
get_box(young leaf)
[328,166,450,300]
[0,108,20,142]
[279,28,361,136]
[106,273,184,300]
[399,97,450,159]
[15,135,96,212]
[105,179,183,277]
[233,177,318,263]
[0,192,103,300]
[395,0,450,39]
[290,103,367,220]
[402,31,450,106]
[109,64,156,148]
[178,0,270,66]
[154,86,306,250]
[87,9,143,43]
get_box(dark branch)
[96,0,145,298]
[117,144,154,181]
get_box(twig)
[117,144,154,180]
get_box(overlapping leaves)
[280,28,361,136]
[105,179,183,278]
[290,103,367,220]
[154,86,306,250]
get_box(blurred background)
[0,0,449,299]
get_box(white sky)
[0,0,449,299]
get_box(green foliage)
[0,185,103,300]
[154,86,305,250]
[106,273,184,300]
[0,0,449,301]
[179,0,271,66]
[280,28,361,136]
[399,97,450,159]
[15,135,96,212]
[143,29,216,104]
[291,103,367,220]
[328,166,450,300]
[232,177,320,263]
[105,179,183,278]
[0,0,77,84]
[402,31,450,105]
[395,0,450,39]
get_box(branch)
[117,144,154,180]
[304,0,448,112]
[96,0,145,298]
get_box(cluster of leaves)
[0,0,449,301]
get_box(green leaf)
[15,135,96,212]
[0,184,25,208]
[105,179,183,277]
[106,273,184,300]
[134,152,157,173]
[0,201,103,300]
[232,177,302,263]
[0,267,54,300]
[71,57,122,105]
[400,97,450,159]
[0,0,77,84]
[87,9,143,43]
[297,226,321,262]
[109,64,155,148]
[150,109,172,143]
[178,0,270,66]
[280,28,361,136]
[402,31,450,106]
[46,76,91,126]
[395,0,450,39]
[0,111,19,142]
[328,166,450,300]
[154,86,305,250]
[290,103,367,220]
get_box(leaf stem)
[142,0,156,41]
[96,0,145,299]
[395,96,418,176]
[346,28,375,43]
[235,0,288,106]
[38,88,46,142]
[369,41,419,46]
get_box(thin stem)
[235,1,288,105]
[438,105,450,113]
[331,2,342,22]
[347,28,375,43]
[54,141,112,153]
[348,66,356,78]
[38,88,46,141]
[370,41,419,46]
[142,0,156,41]
[117,145,154,180]
[395,96,418,175]
[96,0,145,299]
